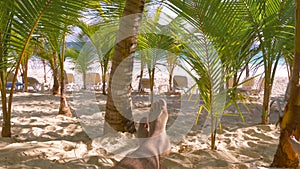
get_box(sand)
[0,57,291,168]
[0,74,289,169]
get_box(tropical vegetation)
[0,0,299,167]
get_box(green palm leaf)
[0,0,92,137]
[166,0,260,149]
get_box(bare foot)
[111,99,170,169]
[149,99,168,137]
[137,99,170,163]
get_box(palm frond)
[0,0,93,118]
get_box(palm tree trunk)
[262,72,272,124]
[150,67,155,104]
[271,1,300,167]
[104,0,145,134]
[0,13,11,137]
[138,60,144,92]
[42,59,47,84]
[23,55,29,92]
[52,54,59,95]
[168,63,176,92]
[58,34,71,116]
[53,67,59,95]
[168,74,172,92]
[102,72,107,94]
[0,63,9,137]
[58,68,71,116]
[245,64,250,78]
[101,64,108,94]
[83,72,87,89]
[0,88,9,137]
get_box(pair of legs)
[111,99,170,169]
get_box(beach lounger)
[237,76,264,97]
[173,75,188,93]
[6,73,24,91]
[85,73,101,91]
[6,82,24,91]
[65,73,79,91]
[140,78,151,92]
[27,77,41,91]
[270,82,290,116]
[9,76,40,92]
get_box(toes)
[149,99,167,120]
[153,99,166,110]
[158,99,167,109]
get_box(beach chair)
[27,77,41,91]
[173,75,188,93]
[6,73,24,91]
[66,73,74,84]
[270,82,290,117]
[237,76,264,97]
[65,73,80,91]
[85,73,101,91]
[140,78,151,92]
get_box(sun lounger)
[27,77,41,91]
[65,73,79,91]
[270,82,290,116]
[85,73,101,91]
[6,82,24,91]
[140,78,151,92]
[173,75,188,93]
[6,73,24,91]
[237,76,264,97]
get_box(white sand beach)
[0,58,291,169]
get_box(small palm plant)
[167,0,257,149]
[76,21,118,94]
[66,39,98,89]
[137,6,182,103]
[0,0,92,137]
[180,33,227,150]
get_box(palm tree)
[104,0,146,133]
[35,32,62,95]
[21,40,37,92]
[163,19,183,93]
[166,48,180,92]
[66,39,97,89]
[135,5,184,102]
[138,32,180,102]
[136,6,165,99]
[166,0,252,149]
[57,23,72,116]
[271,0,300,167]
[168,0,295,131]
[0,0,91,137]
[240,0,294,124]
[78,1,128,94]
[0,1,15,137]
[76,21,117,93]
[39,13,93,117]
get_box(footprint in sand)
[240,148,262,159]
[256,125,273,132]
[244,128,274,140]
[247,141,257,147]
[45,125,56,132]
